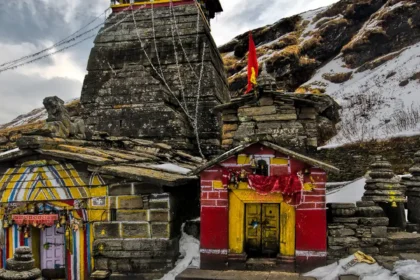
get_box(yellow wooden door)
[245,203,280,257]
[262,204,280,257]
[245,204,262,256]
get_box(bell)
[391,201,397,208]
[56,221,61,229]
[100,229,106,236]
[33,221,37,228]
[98,244,104,251]
[59,214,66,226]
[239,169,247,182]
[23,228,29,238]
[65,228,70,238]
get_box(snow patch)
[160,221,200,280]
[327,177,366,203]
[304,255,420,280]
[150,163,191,175]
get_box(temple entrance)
[245,203,280,257]
[40,227,65,270]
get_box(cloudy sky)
[0,0,338,124]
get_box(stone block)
[333,217,359,224]
[328,237,360,247]
[149,197,170,209]
[359,217,389,226]
[222,124,238,133]
[121,238,176,251]
[253,114,297,121]
[109,183,133,196]
[331,203,356,209]
[329,228,355,237]
[94,223,121,239]
[356,206,385,217]
[117,196,144,209]
[222,114,239,122]
[371,226,387,238]
[258,96,274,106]
[95,258,109,270]
[332,208,356,217]
[121,222,150,238]
[233,123,255,139]
[238,106,276,116]
[130,258,174,272]
[93,239,123,251]
[151,222,170,238]
[222,139,233,146]
[116,210,148,221]
[360,238,388,246]
[149,209,171,222]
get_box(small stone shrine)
[0,246,41,280]
[362,156,406,228]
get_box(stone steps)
[175,269,313,280]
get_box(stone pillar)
[406,150,420,225]
[0,246,41,280]
[362,156,406,229]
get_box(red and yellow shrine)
[194,141,339,271]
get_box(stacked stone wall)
[93,193,178,274]
[311,136,420,182]
[221,93,336,152]
[327,202,389,261]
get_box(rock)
[0,137,8,145]
[329,228,356,237]
[333,217,360,224]
[328,237,360,247]
[356,201,375,207]
[356,206,385,217]
[330,203,356,209]
[0,246,41,280]
[332,208,357,217]
[359,217,389,226]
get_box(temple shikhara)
[2,0,420,280]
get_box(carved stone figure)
[41,96,85,139]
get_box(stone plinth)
[0,247,41,280]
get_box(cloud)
[0,0,339,124]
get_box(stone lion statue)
[42,96,85,139]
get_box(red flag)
[246,32,259,93]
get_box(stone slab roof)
[0,136,202,187]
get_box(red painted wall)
[199,143,328,268]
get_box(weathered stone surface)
[121,223,150,238]
[238,106,277,117]
[121,238,177,252]
[333,217,359,224]
[117,196,144,209]
[359,217,389,226]
[94,223,121,239]
[151,222,171,238]
[371,226,387,238]
[330,203,357,209]
[332,208,356,217]
[253,114,297,121]
[6,259,34,271]
[116,210,148,222]
[328,237,360,247]
[149,210,171,222]
[329,228,355,237]
[356,206,385,217]
[356,201,375,207]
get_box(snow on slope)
[306,41,420,146]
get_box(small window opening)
[256,160,268,176]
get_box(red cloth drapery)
[248,174,303,205]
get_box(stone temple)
[80,0,229,157]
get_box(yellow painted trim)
[228,189,295,257]
[237,154,250,165]
[231,189,283,203]
[270,158,289,165]
[229,192,245,254]
[31,228,41,269]
[212,180,223,189]
[280,203,295,256]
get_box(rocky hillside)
[1,0,420,149]
[220,0,420,145]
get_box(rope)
[0,6,136,73]
[194,42,207,158]
[0,8,110,69]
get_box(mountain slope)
[220,0,420,145]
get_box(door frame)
[228,189,295,257]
